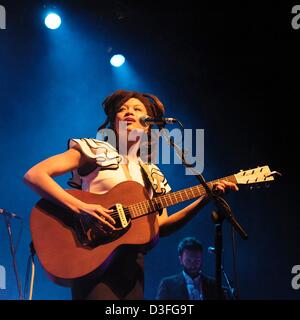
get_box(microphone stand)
[159,125,248,300]
[2,211,23,300]
[209,247,236,299]
[222,263,236,299]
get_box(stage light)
[110,54,126,67]
[44,13,61,30]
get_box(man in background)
[156,237,229,300]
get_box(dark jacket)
[156,272,227,300]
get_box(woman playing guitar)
[23,89,238,300]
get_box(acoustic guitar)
[30,165,277,286]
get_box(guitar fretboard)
[128,175,237,218]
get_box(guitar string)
[92,184,205,223]
[78,172,267,235]
[87,176,236,224]
[107,181,213,219]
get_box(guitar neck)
[128,175,237,219]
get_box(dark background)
[0,0,299,300]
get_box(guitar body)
[30,181,160,287]
[30,165,276,287]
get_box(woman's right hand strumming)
[77,202,116,231]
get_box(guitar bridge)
[115,203,129,228]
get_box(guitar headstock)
[234,166,280,186]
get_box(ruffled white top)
[67,138,171,198]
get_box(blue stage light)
[44,13,61,30]
[110,54,126,67]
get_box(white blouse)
[67,138,171,198]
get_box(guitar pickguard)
[74,204,132,248]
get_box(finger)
[220,180,230,187]
[98,217,116,230]
[233,184,239,191]
[226,182,239,191]
[214,185,225,193]
[221,181,239,191]
[88,211,107,223]
[89,212,116,230]
[97,210,116,224]
[215,182,225,189]
[217,187,225,193]
[99,206,114,214]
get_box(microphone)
[0,208,21,219]
[208,246,224,254]
[208,246,216,254]
[140,116,177,126]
